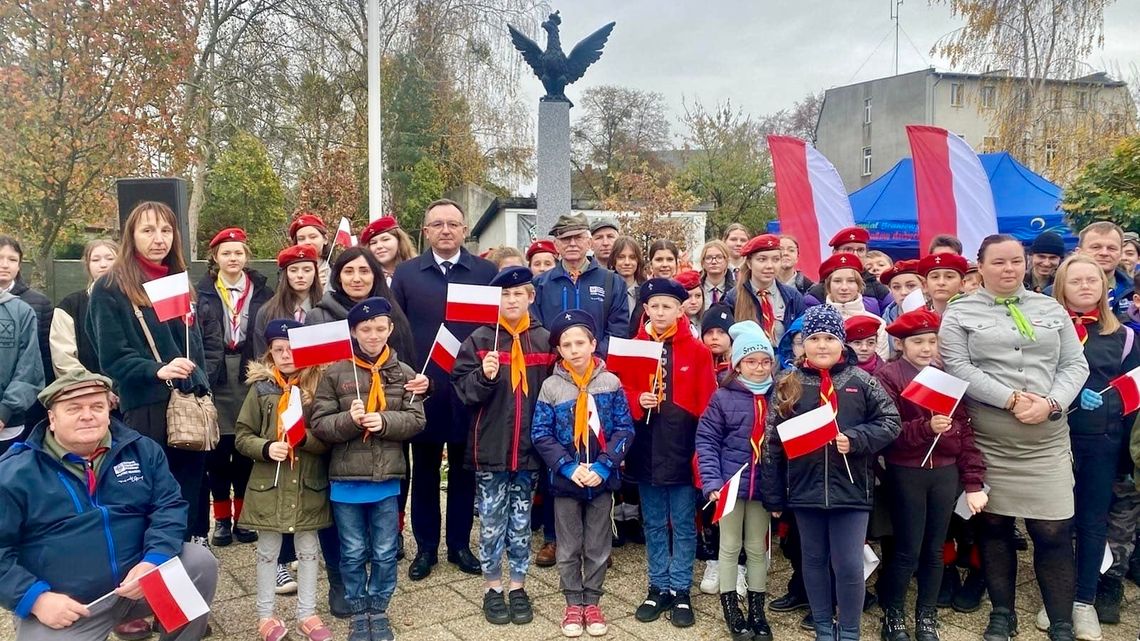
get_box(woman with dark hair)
[608,236,646,326]
[940,234,1089,641]
[647,239,681,279]
[50,239,118,378]
[0,236,54,394]
[195,227,272,549]
[253,245,324,355]
[87,201,221,546]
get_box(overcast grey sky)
[515,0,1140,134]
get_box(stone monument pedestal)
[536,99,572,239]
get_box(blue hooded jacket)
[776,314,805,370]
[531,259,630,355]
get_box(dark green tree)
[1062,135,1140,232]
[199,132,287,257]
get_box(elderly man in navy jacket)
[531,213,629,354]
[0,370,217,640]
[391,198,498,581]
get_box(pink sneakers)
[561,604,585,637]
[583,604,608,636]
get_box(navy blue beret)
[264,318,303,344]
[701,303,734,336]
[347,296,393,328]
[548,308,596,346]
[489,265,533,289]
[639,278,689,304]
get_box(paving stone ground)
[2,491,1137,641]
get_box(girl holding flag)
[531,309,634,638]
[311,297,428,641]
[235,319,333,641]
[695,320,777,641]
[760,304,900,641]
[873,309,986,641]
[1048,254,1140,637]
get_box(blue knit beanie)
[801,305,846,342]
[728,320,775,368]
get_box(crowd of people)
[0,199,1139,641]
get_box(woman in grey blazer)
[940,234,1089,641]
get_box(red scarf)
[817,367,838,416]
[135,255,169,281]
[750,395,767,462]
[759,290,775,339]
[1068,308,1099,345]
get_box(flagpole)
[85,558,175,608]
[273,461,282,488]
[185,320,190,357]
[351,361,363,403]
[839,448,854,484]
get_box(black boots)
[914,606,939,641]
[211,518,233,547]
[953,567,986,613]
[983,607,1019,641]
[1095,575,1123,623]
[720,592,751,641]
[881,606,910,641]
[1046,622,1075,641]
[746,591,772,640]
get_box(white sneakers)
[699,561,719,594]
[1035,603,1103,641]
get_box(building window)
[950,83,964,107]
[981,85,996,108]
[1045,140,1058,165]
[862,147,872,176]
[864,98,872,124]
[982,136,999,153]
[1077,90,1089,110]
[1052,89,1063,111]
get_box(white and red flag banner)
[334,217,353,248]
[142,272,192,322]
[901,288,927,313]
[906,125,998,259]
[776,403,840,459]
[139,557,210,633]
[605,337,664,390]
[281,386,306,448]
[902,366,969,416]
[445,284,502,324]
[287,320,352,368]
[1109,366,1140,414]
[712,463,748,523]
[768,135,856,281]
[429,324,462,373]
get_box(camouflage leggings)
[1105,476,1140,579]
[476,470,536,583]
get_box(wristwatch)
[1046,396,1063,422]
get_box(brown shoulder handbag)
[133,305,220,451]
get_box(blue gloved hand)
[1079,388,1103,411]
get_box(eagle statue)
[508,11,616,104]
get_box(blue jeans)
[333,496,399,612]
[639,483,697,592]
[1072,432,1121,603]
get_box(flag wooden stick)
[85,558,172,608]
[185,321,190,358]
[273,461,282,488]
[920,435,941,468]
[351,360,363,403]
[840,447,854,484]
[1063,386,1111,417]
[409,340,435,405]
[702,498,713,511]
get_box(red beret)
[288,213,327,240]
[819,253,864,281]
[276,244,318,269]
[844,315,882,342]
[918,253,968,277]
[885,308,942,338]
[878,259,921,285]
[209,227,246,249]
[526,239,557,261]
[359,216,399,247]
[828,226,870,248]
[675,269,702,291]
[741,234,782,256]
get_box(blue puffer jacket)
[0,420,187,615]
[776,315,805,370]
[531,259,630,355]
[531,359,635,500]
[695,377,773,502]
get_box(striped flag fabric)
[445,284,502,324]
[776,404,839,459]
[906,125,998,259]
[712,463,748,523]
[287,320,352,368]
[1109,366,1140,414]
[605,337,664,390]
[902,366,969,416]
[334,217,353,248]
[768,135,856,281]
[281,386,306,448]
[901,288,927,313]
[142,272,192,322]
[429,324,462,373]
[138,557,210,633]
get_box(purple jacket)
[695,377,772,502]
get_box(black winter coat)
[195,270,272,386]
[452,320,555,472]
[760,360,900,512]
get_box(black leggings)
[206,434,253,508]
[978,513,1074,623]
[882,465,958,609]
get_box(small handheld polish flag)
[281,386,306,448]
[901,288,927,313]
[1109,366,1140,414]
[334,217,353,248]
[776,404,839,459]
[429,324,462,373]
[712,464,748,523]
[287,320,353,368]
[138,557,210,633]
[902,367,969,416]
[445,284,502,324]
[605,337,665,387]
[142,272,192,322]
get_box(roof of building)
[824,67,1127,92]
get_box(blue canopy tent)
[767,152,1076,259]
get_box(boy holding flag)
[451,266,554,625]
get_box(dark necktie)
[711,287,720,304]
[441,260,453,276]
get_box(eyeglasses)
[425,221,465,231]
[703,254,726,263]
